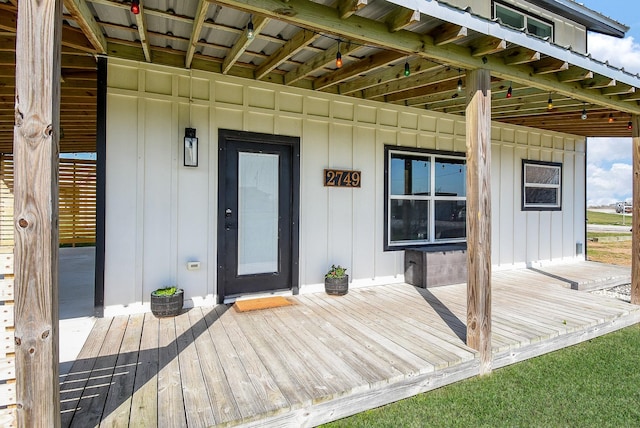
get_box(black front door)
[217,130,299,302]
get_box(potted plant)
[150,286,184,317]
[325,265,348,296]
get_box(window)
[494,2,553,41]
[385,147,466,249]
[522,160,562,211]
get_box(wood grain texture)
[633,114,640,305]
[13,0,62,425]
[465,68,493,375]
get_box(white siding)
[104,58,586,314]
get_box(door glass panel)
[238,152,279,275]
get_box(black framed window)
[385,147,466,250]
[493,1,554,41]
[522,160,562,211]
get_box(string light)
[336,41,343,68]
[608,113,615,123]
[581,104,587,120]
[629,120,633,130]
[457,69,463,92]
[404,61,411,77]
[131,0,140,15]
[506,84,512,98]
[247,16,254,40]
[547,94,553,110]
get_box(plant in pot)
[325,265,348,296]
[150,286,184,317]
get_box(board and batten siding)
[103,58,585,314]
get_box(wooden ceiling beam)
[533,57,569,74]
[469,36,506,57]
[284,41,357,85]
[620,92,640,102]
[386,7,420,33]
[255,29,320,80]
[134,1,152,62]
[222,15,269,74]
[432,23,467,46]
[502,47,540,65]
[363,66,460,99]
[314,50,403,90]
[557,67,593,83]
[582,74,616,89]
[383,79,461,103]
[63,0,107,53]
[186,0,210,69]
[601,84,636,96]
[337,0,367,20]
[338,59,443,95]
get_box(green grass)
[587,210,633,225]
[587,231,631,239]
[323,324,640,428]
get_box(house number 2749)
[324,169,361,188]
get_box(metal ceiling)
[1,0,640,154]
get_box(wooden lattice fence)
[0,155,96,247]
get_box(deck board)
[60,261,640,427]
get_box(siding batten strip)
[632,115,640,305]
[13,0,62,426]
[465,68,492,375]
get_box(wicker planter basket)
[325,275,349,296]
[150,289,184,317]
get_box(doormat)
[233,296,294,312]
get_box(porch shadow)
[527,267,579,289]
[59,305,229,427]
[415,286,467,343]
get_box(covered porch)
[59,261,638,427]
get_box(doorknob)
[225,208,232,217]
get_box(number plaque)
[324,169,361,188]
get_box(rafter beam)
[283,41,357,85]
[502,47,540,65]
[386,7,420,33]
[186,0,210,69]
[432,23,467,46]
[338,59,443,95]
[557,67,593,83]
[533,57,569,74]
[222,15,269,74]
[207,0,640,116]
[314,50,402,90]
[601,84,636,96]
[337,0,367,20]
[134,1,152,62]
[255,29,319,80]
[364,66,460,99]
[63,0,107,53]
[470,36,506,57]
[583,74,616,89]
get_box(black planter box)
[150,289,184,317]
[325,275,349,296]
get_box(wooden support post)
[632,115,640,305]
[465,68,492,375]
[13,0,62,426]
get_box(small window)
[385,148,466,249]
[522,160,562,211]
[494,2,553,41]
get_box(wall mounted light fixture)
[184,128,198,167]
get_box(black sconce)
[184,127,198,167]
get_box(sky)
[578,1,640,206]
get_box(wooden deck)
[59,262,640,427]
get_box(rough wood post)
[13,0,62,426]
[465,68,492,375]
[632,115,640,305]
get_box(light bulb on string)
[131,0,140,15]
[581,105,587,120]
[336,40,343,68]
[506,84,512,98]
[404,61,411,77]
[547,94,553,110]
[608,114,615,123]
[247,17,254,40]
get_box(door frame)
[217,129,300,302]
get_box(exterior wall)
[445,0,587,53]
[104,58,585,314]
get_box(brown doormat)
[233,296,294,312]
